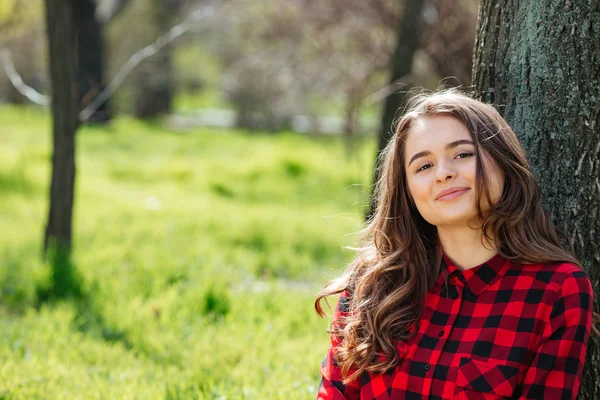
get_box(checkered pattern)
[317,253,594,399]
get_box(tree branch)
[364,73,412,107]
[0,3,218,119]
[80,4,216,121]
[0,49,50,105]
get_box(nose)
[436,161,457,183]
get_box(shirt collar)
[436,252,511,296]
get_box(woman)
[315,90,599,399]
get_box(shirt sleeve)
[317,291,361,400]
[517,270,594,399]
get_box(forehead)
[404,115,472,155]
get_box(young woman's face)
[403,115,504,228]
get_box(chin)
[425,211,479,228]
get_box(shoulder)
[544,263,592,294]
[335,290,352,317]
[536,264,594,340]
[550,263,594,309]
[511,261,592,291]
[523,262,594,314]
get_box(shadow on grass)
[36,245,134,349]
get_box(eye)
[416,163,432,173]
[456,152,474,159]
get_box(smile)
[436,188,470,201]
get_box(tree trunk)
[132,0,178,118]
[368,0,425,219]
[472,1,600,398]
[75,0,110,123]
[44,0,79,254]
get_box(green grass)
[0,106,376,399]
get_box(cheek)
[406,177,431,212]
[406,177,423,200]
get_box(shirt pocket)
[453,357,523,399]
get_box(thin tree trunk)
[472,1,600,398]
[44,0,79,254]
[368,0,425,219]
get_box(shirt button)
[438,330,444,337]
[424,364,431,370]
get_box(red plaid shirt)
[318,253,594,399]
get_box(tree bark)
[368,0,425,219]
[44,0,79,254]
[472,1,600,398]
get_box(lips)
[436,187,470,201]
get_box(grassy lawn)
[0,106,376,399]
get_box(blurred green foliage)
[0,106,375,398]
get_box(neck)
[437,223,498,271]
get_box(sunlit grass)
[0,106,376,398]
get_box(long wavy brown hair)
[315,89,600,383]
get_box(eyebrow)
[407,139,475,167]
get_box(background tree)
[420,0,478,87]
[76,0,133,123]
[76,0,108,122]
[368,0,425,218]
[301,0,398,138]
[0,0,46,103]
[44,0,78,256]
[215,0,396,132]
[367,0,478,218]
[472,1,600,398]
[42,0,82,302]
[214,0,412,133]
[131,0,183,118]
